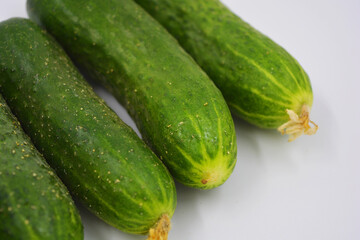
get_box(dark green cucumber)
[27,0,237,189]
[0,94,83,239]
[134,0,318,141]
[0,18,176,235]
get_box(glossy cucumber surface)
[0,94,83,240]
[27,0,237,189]
[0,18,176,234]
[134,0,317,140]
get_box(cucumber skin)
[27,0,237,189]
[0,95,83,239]
[134,0,314,128]
[0,18,176,234]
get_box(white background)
[1,0,360,239]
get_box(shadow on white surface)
[92,83,141,137]
[170,183,204,239]
[307,93,338,160]
[78,203,145,240]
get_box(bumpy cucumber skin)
[0,18,176,234]
[0,95,83,240]
[27,0,237,189]
[134,0,314,128]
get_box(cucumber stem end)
[277,105,318,142]
[147,214,171,240]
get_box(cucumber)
[27,0,237,189]
[0,94,83,239]
[0,18,176,237]
[134,0,318,141]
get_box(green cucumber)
[0,94,83,239]
[134,0,318,141]
[27,0,237,189]
[0,18,176,237]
